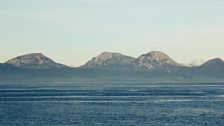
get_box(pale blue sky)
[0,0,224,66]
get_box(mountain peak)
[97,52,123,59]
[143,51,171,60]
[201,58,224,67]
[27,53,44,55]
[82,51,181,70]
[82,52,135,69]
[5,53,68,69]
[135,51,180,69]
[210,58,223,62]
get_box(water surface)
[0,83,224,125]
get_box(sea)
[0,82,224,126]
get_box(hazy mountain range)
[1,51,224,83]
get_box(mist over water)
[0,83,224,125]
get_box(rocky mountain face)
[200,58,224,67]
[82,52,136,70]
[5,53,68,69]
[1,51,224,82]
[135,51,180,69]
[82,51,181,71]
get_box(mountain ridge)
[200,58,224,67]
[3,51,224,70]
[82,51,183,71]
[1,51,224,83]
[135,51,181,70]
[5,53,69,69]
[81,52,137,71]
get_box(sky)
[0,0,224,66]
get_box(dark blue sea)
[0,83,224,126]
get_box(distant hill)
[1,51,224,83]
[135,51,181,70]
[81,52,136,70]
[200,58,224,67]
[5,53,69,69]
[193,58,224,78]
[82,51,181,71]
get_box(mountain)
[190,58,224,79]
[81,52,136,70]
[1,51,224,83]
[200,58,224,67]
[5,53,68,69]
[82,51,181,71]
[197,58,224,72]
[135,51,180,70]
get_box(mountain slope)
[191,58,224,79]
[5,53,68,69]
[82,51,183,71]
[1,52,224,83]
[82,52,136,70]
[200,58,224,67]
[135,51,180,70]
[198,58,224,71]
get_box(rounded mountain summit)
[82,51,181,70]
[5,53,68,69]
